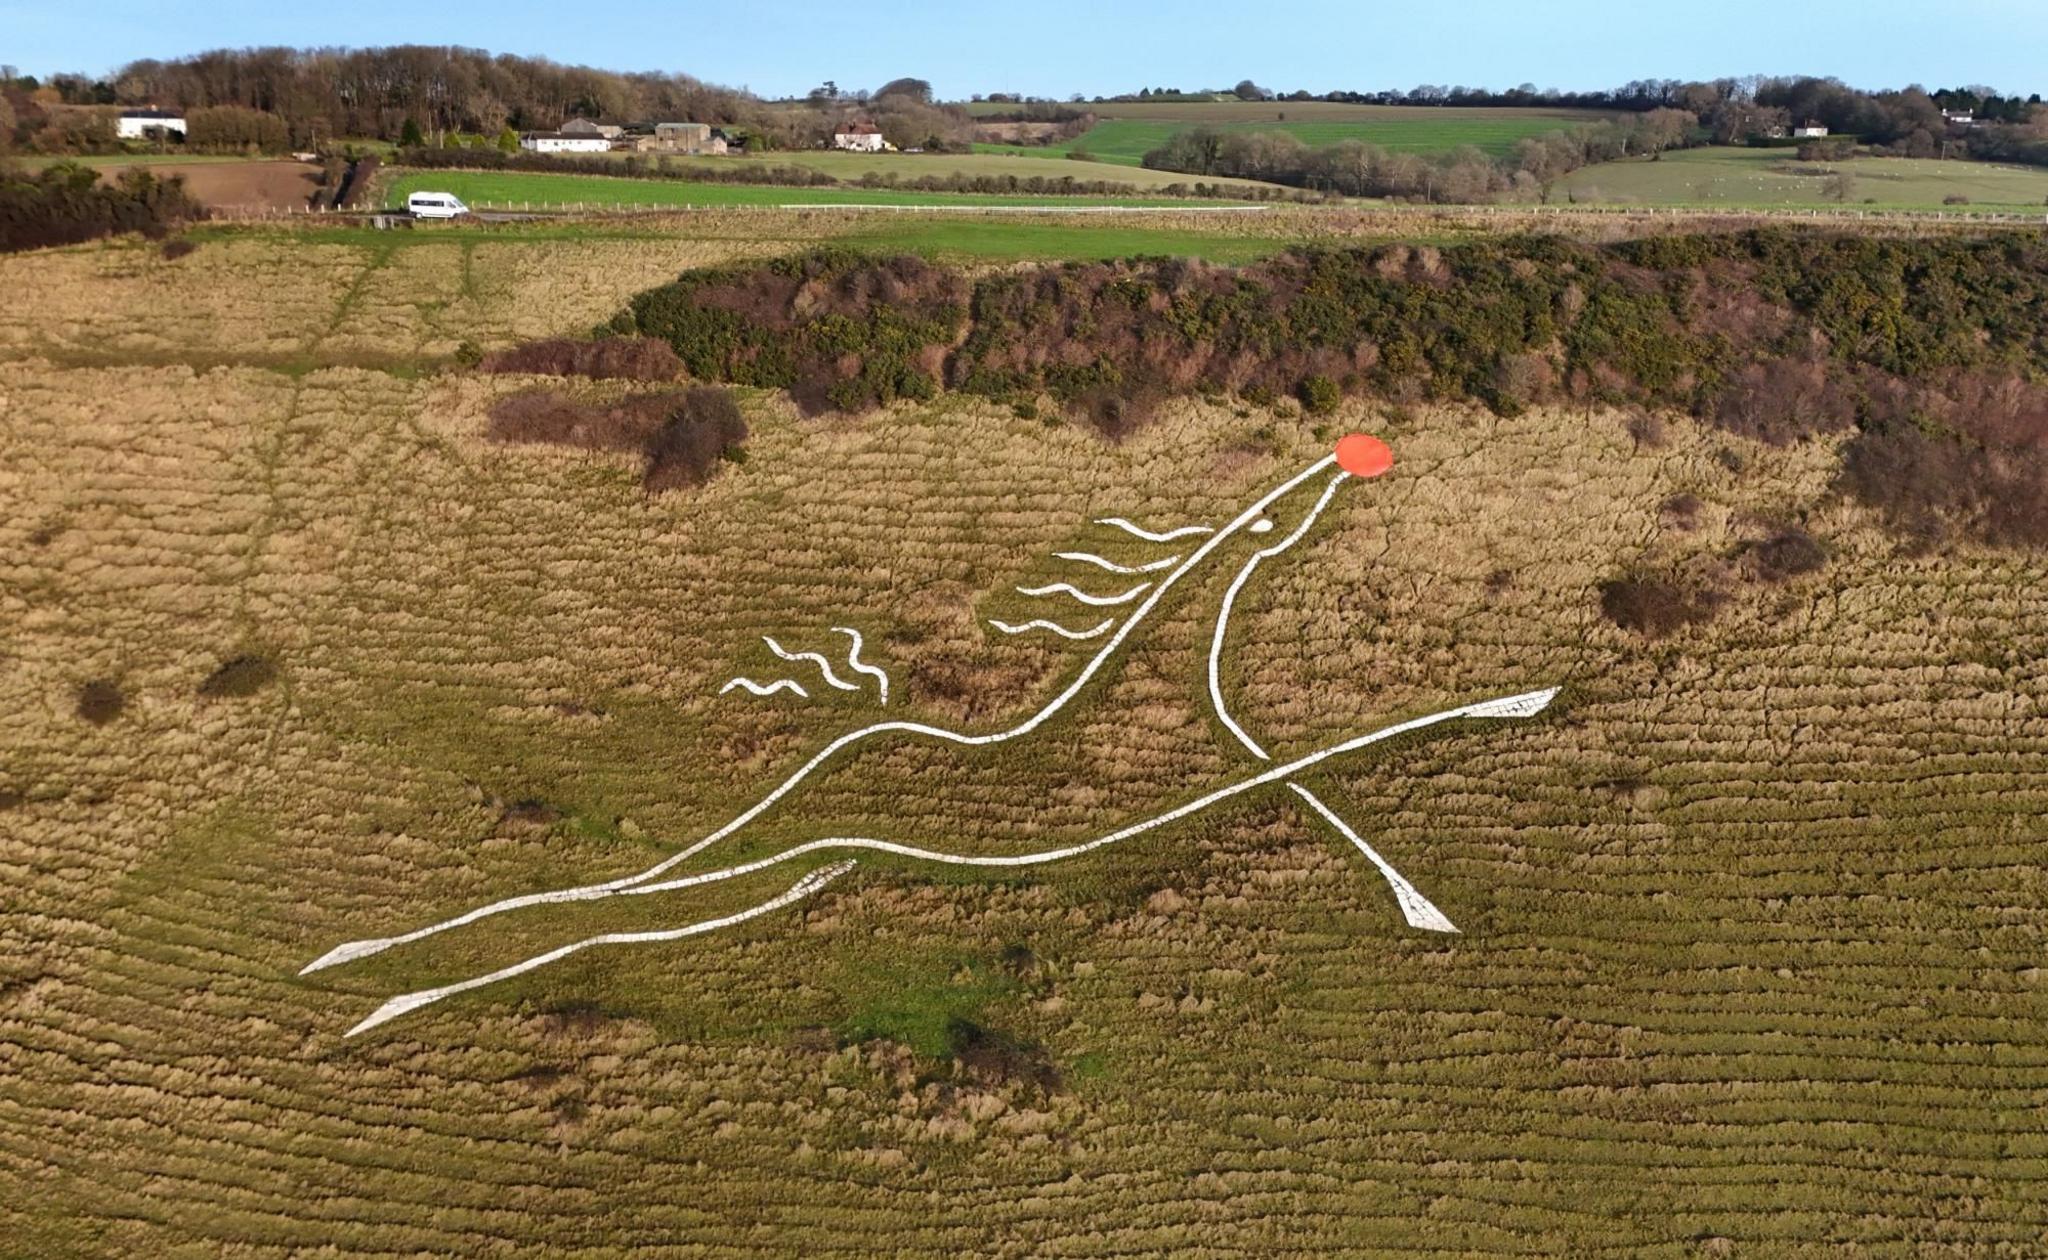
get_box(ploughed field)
[2,221,2046,1255]
[18,155,329,211]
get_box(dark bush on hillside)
[947,1019,1063,1094]
[487,386,748,493]
[160,238,197,261]
[1837,374,2048,548]
[1660,493,1704,530]
[1298,375,1341,415]
[623,249,967,416]
[1625,410,1668,448]
[1749,526,1827,580]
[1710,357,1858,445]
[1599,574,1725,638]
[198,654,279,698]
[616,233,2048,545]
[479,336,683,381]
[487,390,663,450]
[75,679,125,725]
[1,162,205,254]
[643,387,748,493]
[334,155,380,209]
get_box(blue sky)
[7,0,2043,98]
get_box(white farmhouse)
[832,120,886,152]
[117,109,186,139]
[1791,123,1830,139]
[519,131,615,154]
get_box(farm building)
[1792,123,1830,138]
[654,121,728,154]
[519,131,615,154]
[117,109,186,139]
[560,118,625,139]
[832,120,887,152]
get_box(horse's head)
[1183,433,1393,582]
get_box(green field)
[1558,145,2048,212]
[975,102,1613,164]
[596,148,1288,193]
[387,168,1260,210]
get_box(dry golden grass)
[2,224,2046,1256]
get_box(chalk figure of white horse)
[308,434,1559,1035]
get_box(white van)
[406,191,469,219]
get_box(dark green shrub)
[1750,527,1827,580]
[1298,375,1340,414]
[75,679,124,725]
[1599,574,1725,638]
[198,655,278,699]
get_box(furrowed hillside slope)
[1,222,2045,1255]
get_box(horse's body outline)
[311,443,1559,1035]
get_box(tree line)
[0,50,980,154]
[1140,110,1697,202]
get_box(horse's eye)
[1249,518,1276,534]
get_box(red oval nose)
[1335,433,1394,478]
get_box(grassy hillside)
[975,102,1613,164]
[2,220,2046,1255]
[1559,145,2048,212]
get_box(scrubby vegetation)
[1748,525,1829,581]
[478,336,682,381]
[486,385,748,493]
[622,250,968,414]
[1598,572,1727,637]
[197,654,279,699]
[1835,372,2048,548]
[73,679,124,724]
[0,161,204,253]
[613,231,2048,546]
